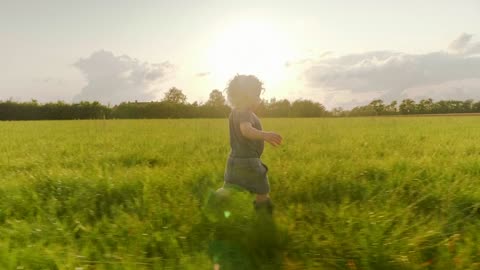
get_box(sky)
[1,0,479,109]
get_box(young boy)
[222,74,283,214]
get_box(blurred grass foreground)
[2,117,480,269]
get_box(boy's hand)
[239,122,283,146]
[263,132,283,147]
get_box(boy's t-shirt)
[229,108,264,158]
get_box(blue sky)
[1,0,479,108]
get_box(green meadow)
[2,117,480,269]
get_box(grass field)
[2,117,480,269]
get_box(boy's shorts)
[223,156,270,194]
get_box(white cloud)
[301,34,480,108]
[448,33,480,55]
[448,33,472,53]
[73,50,174,104]
[403,78,480,101]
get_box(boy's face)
[251,96,261,110]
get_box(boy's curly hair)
[224,74,264,109]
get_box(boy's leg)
[255,193,270,202]
[251,193,281,267]
[253,193,274,214]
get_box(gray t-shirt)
[228,108,264,158]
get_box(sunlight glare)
[207,21,296,92]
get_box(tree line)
[0,88,327,120]
[342,98,480,117]
[1,87,480,120]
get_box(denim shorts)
[224,156,270,194]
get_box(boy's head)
[225,74,264,110]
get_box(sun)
[206,21,295,92]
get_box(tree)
[290,99,326,117]
[463,99,474,112]
[385,101,398,114]
[399,99,416,114]
[331,107,346,117]
[201,89,230,118]
[369,99,385,115]
[473,101,480,112]
[163,87,187,104]
[205,89,226,107]
[266,98,291,117]
[349,105,375,116]
[418,98,434,114]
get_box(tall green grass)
[1,117,480,269]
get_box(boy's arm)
[240,122,283,147]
